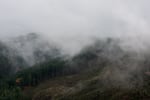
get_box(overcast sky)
[0,0,150,54]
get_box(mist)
[2,1,150,99]
[0,0,150,55]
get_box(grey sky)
[0,0,150,54]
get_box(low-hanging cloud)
[0,0,150,54]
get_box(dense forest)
[1,34,150,100]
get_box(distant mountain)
[6,33,61,66]
[0,33,62,78]
[30,38,150,100]
[0,41,16,78]
[0,39,29,78]
[1,37,150,100]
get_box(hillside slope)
[1,38,150,100]
[23,39,150,100]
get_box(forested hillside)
[0,35,150,100]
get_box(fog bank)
[0,0,150,54]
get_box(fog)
[1,0,150,89]
[0,0,150,54]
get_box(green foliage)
[0,55,13,79]
[16,58,67,86]
[0,87,23,100]
[0,43,10,78]
[0,57,67,100]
